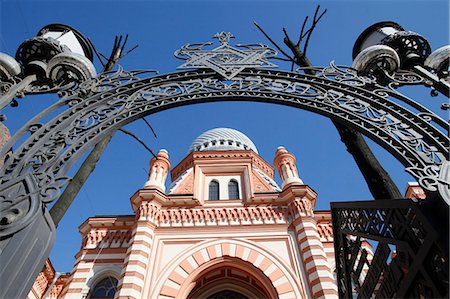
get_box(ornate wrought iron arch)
[1,63,449,239]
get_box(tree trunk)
[50,133,114,225]
[333,122,402,199]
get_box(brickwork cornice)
[79,216,135,236]
[128,184,324,227]
[278,184,317,220]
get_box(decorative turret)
[274,146,303,189]
[144,149,171,192]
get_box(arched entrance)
[185,258,277,299]
[204,290,249,299]
[154,239,305,299]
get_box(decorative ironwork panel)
[175,31,277,79]
[332,200,448,298]
[0,63,449,238]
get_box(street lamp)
[351,21,449,97]
[0,24,96,110]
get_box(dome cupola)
[188,128,258,153]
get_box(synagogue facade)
[28,128,426,299]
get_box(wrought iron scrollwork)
[0,62,448,238]
[175,31,277,80]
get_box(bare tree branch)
[122,44,139,57]
[254,22,295,62]
[303,5,327,57]
[296,16,309,46]
[283,30,313,69]
[142,117,158,138]
[88,38,107,67]
[119,128,157,158]
[49,133,114,225]
[271,57,293,62]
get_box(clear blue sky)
[1,0,448,272]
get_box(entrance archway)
[1,66,448,240]
[153,239,305,298]
[185,258,277,299]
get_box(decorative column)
[144,149,171,192]
[273,146,303,188]
[285,188,338,299]
[114,191,163,299]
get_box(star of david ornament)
[175,32,278,79]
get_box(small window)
[228,179,239,200]
[89,277,118,299]
[209,180,219,200]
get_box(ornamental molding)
[288,197,314,217]
[171,150,275,183]
[83,229,132,249]
[136,202,291,227]
[316,220,334,242]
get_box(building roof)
[188,128,258,153]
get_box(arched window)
[89,277,118,299]
[209,180,219,200]
[228,180,239,200]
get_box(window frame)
[88,276,118,299]
[228,179,240,200]
[208,179,220,201]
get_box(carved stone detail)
[83,229,132,248]
[135,202,291,227]
[288,197,314,218]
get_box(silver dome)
[188,128,258,154]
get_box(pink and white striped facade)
[32,128,343,298]
[27,129,428,299]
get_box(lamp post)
[0,23,96,111]
[351,21,450,97]
[0,24,97,299]
[332,21,449,298]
